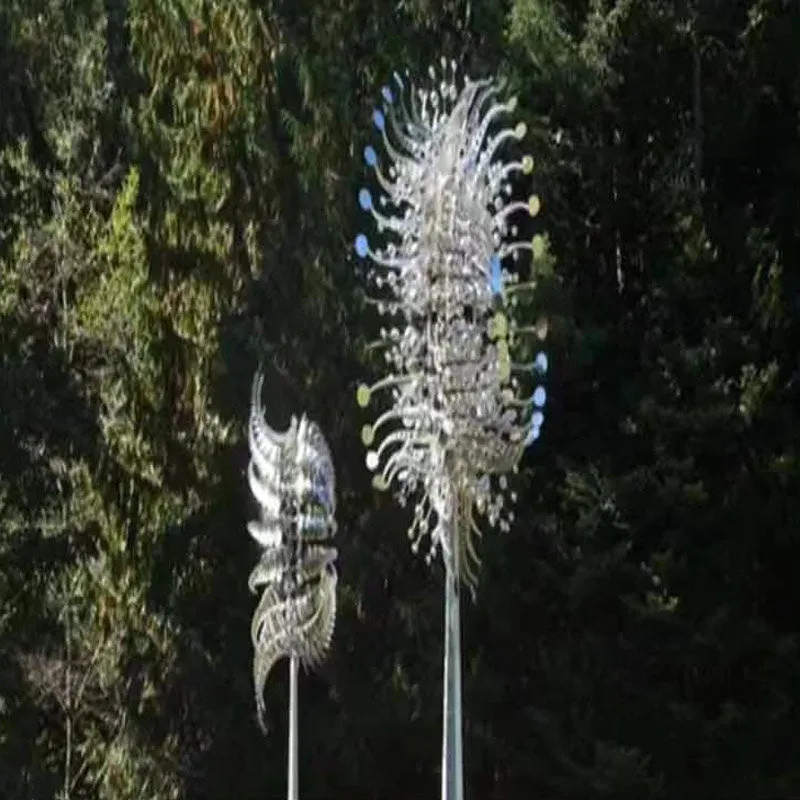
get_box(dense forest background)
[1,0,799,797]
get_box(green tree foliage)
[0,0,798,797]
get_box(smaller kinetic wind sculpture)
[354,59,549,800]
[246,370,338,800]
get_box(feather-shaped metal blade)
[246,369,338,732]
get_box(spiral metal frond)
[353,60,549,588]
[247,370,337,730]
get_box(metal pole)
[441,509,464,800]
[288,654,299,800]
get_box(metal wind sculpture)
[246,371,338,800]
[353,60,549,800]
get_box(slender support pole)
[288,654,299,800]
[442,540,464,800]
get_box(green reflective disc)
[522,155,534,175]
[361,424,374,446]
[356,384,371,408]
[494,312,508,340]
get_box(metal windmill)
[353,60,549,800]
[246,370,338,800]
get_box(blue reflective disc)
[490,254,502,294]
[355,234,369,258]
[525,425,541,447]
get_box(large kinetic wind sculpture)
[246,371,338,800]
[354,59,549,800]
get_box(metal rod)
[288,654,299,800]
[442,530,464,800]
